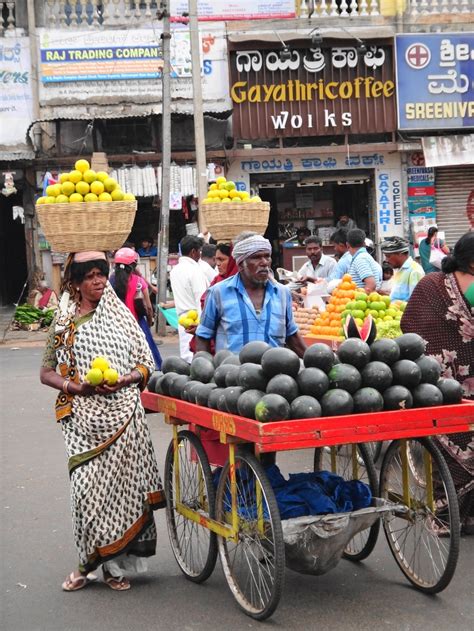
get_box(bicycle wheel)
[215,450,285,620]
[164,430,218,583]
[379,437,460,593]
[366,441,383,464]
[314,443,380,561]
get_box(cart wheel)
[366,441,383,464]
[379,438,460,594]
[314,443,380,561]
[215,450,285,620]
[164,430,218,583]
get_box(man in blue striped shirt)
[347,229,382,292]
[195,234,307,357]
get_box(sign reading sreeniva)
[395,33,474,130]
[230,43,396,139]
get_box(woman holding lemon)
[40,251,165,592]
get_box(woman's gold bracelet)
[62,380,70,394]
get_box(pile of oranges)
[306,274,358,339]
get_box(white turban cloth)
[233,235,272,265]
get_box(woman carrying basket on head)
[40,251,166,592]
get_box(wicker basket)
[36,201,137,252]
[201,201,270,241]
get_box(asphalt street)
[1,343,473,631]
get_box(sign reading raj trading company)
[395,33,474,130]
[230,43,396,138]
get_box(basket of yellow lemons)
[201,176,270,241]
[36,158,137,252]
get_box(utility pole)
[189,0,208,232]
[155,1,172,336]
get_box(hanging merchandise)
[2,171,17,196]
[109,166,158,198]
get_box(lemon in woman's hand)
[86,368,104,386]
[103,368,119,385]
[92,356,109,372]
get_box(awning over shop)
[0,148,35,161]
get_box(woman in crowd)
[401,232,474,534]
[30,279,58,310]
[40,251,165,591]
[213,242,238,285]
[112,247,162,370]
[418,226,450,273]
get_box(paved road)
[1,345,473,631]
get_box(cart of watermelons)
[141,327,474,621]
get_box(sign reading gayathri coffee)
[229,40,396,139]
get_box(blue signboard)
[395,33,474,131]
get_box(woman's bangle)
[62,379,70,394]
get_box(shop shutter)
[435,166,474,246]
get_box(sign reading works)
[229,42,396,139]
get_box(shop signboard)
[375,168,403,237]
[406,152,436,250]
[171,0,295,20]
[395,33,474,131]
[229,42,396,138]
[0,39,33,147]
[37,27,231,109]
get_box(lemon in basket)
[90,180,105,196]
[69,170,83,184]
[36,196,48,204]
[46,183,61,197]
[75,158,90,173]
[84,193,99,203]
[83,169,97,184]
[95,171,109,183]
[55,194,70,203]
[69,193,84,203]
[59,173,70,184]
[216,176,226,185]
[45,196,56,204]
[111,189,124,201]
[76,181,90,196]
[99,192,113,202]
[123,193,136,201]
[61,181,75,197]
[104,177,118,193]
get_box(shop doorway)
[0,190,28,305]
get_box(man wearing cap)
[380,237,425,302]
[195,233,307,357]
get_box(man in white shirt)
[298,235,337,282]
[170,236,209,363]
[198,243,218,284]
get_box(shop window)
[96,117,157,153]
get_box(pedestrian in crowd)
[40,251,165,591]
[401,232,474,535]
[296,226,311,246]
[346,228,382,292]
[29,279,58,311]
[170,235,208,363]
[111,247,162,369]
[328,228,351,280]
[137,237,157,258]
[336,214,357,231]
[198,243,219,284]
[380,261,394,294]
[213,242,238,284]
[298,235,337,283]
[418,226,450,273]
[380,236,425,301]
[196,232,307,357]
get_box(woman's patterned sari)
[54,283,165,571]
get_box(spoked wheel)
[215,450,285,620]
[379,438,460,593]
[314,443,380,561]
[164,430,218,582]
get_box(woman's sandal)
[103,574,131,591]
[62,572,97,592]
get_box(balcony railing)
[297,1,473,17]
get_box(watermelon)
[213,349,234,367]
[359,314,377,344]
[391,359,422,388]
[181,380,201,402]
[147,371,163,393]
[217,391,229,412]
[320,389,354,416]
[153,374,166,394]
[266,374,299,403]
[353,387,384,413]
[160,372,179,396]
[221,354,241,366]
[190,357,215,383]
[214,364,236,387]
[255,394,291,422]
[238,363,268,392]
[208,387,225,409]
[239,341,271,365]
[261,347,300,378]
[290,395,322,419]
[337,338,371,370]
[224,364,241,387]
[223,386,244,414]
[296,367,329,399]
[194,382,217,406]
[361,361,393,392]
[383,385,413,410]
[303,343,335,373]
[437,378,463,404]
[162,356,190,376]
[396,333,425,361]
[328,363,362,394]
[237,389,265,419]
[193,350,213,362]
[411,383,443,408]
[369,338,400,365]
[415,355,442,385]
[169,374,190,399]
[343,314,361,339]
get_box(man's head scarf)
[232,235,272,265]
